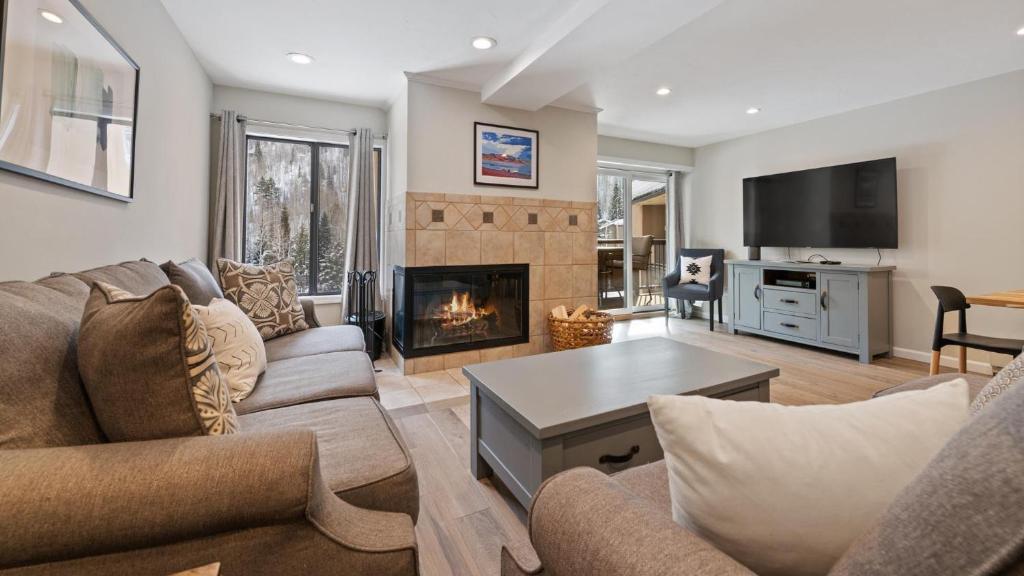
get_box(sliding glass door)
[596,169,669,313]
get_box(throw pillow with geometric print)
[78,282,239,441]
[217,258,309,341]
[679,255,713,285]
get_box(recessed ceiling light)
[471,36,497,50]
[655,87,672,96]
[286,52,314,65]
[746,107,761,115]
[1016,26,1024,36]
[39,10,63,24]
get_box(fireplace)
[392,264,529,358]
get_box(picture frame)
[0,0,140,202]
[474,122,538,189]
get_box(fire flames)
[435,291,496,336]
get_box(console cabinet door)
[820,273,860,348]
[733,266,762,330]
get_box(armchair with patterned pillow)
[663,248,725,331]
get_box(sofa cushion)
[72,259,169,295]
[0,275,104,448]
[235,351,377,415]
[873,372,989,400]
[160,258,224,306]
[264,325,366,363]
[239,397,418,521]
[648,381,969,576]
[830,370,1024,576]
[79,283,239,441]
[217,258,308,340]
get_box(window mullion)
[310,143,320,295]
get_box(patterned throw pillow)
[679,255,713,285]
[217,258,309,340]
[78,283,238,441]
[194,298,267,402]
[969,352,1024,415]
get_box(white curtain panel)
[209,110,246,269]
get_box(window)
[243,135,381,295]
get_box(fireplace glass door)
[393,265,529,358]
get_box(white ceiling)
[160,0,574,107]
[162,0,1024,147]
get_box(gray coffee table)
[463,337,779,508]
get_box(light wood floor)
[374,315,957,576]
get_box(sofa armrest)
[501,541,544,575]
[0,430,414,570]
[300,296,322,327]
[518,467,754,576]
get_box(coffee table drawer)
[762,288,817,316]
[764,311,818,341]
[562,414,663,474]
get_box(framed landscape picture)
[474,122,538,189]
[0,0,140,201]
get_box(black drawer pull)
[780,322,799,329]
[599,445,639,465]
[780,298,799,304]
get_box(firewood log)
[569,304,589,320]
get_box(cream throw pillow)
[193,298,267,402]
[648,380,969,576]
[679,255,712,285]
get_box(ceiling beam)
[481,0,723,111]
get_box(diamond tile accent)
[431,209,445,223]
[483,211,494,224]
[527,212,538,225]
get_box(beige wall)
[407,80,597,202]
[0,0,212,281]
[598,135,694,168]
[690,70,1024,368]
[212,85,386,135]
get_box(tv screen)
[743,158,898,249]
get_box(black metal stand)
[346,271,385,367]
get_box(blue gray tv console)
[726,260,895,363]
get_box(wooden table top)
[463,337,778,439]
[966,290,1024,309]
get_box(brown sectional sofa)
[0,260,419,575]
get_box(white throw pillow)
[679,255,712,285]
[648,380,969,576]
[193,298,267,402]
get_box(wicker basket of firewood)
[548,305,614,351]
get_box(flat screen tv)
[743,158,898,249]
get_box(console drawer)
[762,288,817,316]
[764,311,818,341]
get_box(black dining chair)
[929,286,1024,375]
[664,248,725,331]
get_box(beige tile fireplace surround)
[393,192,598,375]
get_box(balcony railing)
[597,238,666,310]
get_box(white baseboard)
[682,309,994,374]
[891,347,993,375]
